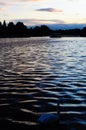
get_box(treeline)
[0,21,51,37]
[0,20,86,37]
[55,28,86,37]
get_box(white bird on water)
[38,100,62,125]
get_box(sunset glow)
[0,0,86,27]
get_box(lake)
[0,37,86,129]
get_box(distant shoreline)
[0,21,86,38]
[0,35,86,38]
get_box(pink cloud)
[11,18,65,26]
[36,8,63,12]
[0,2,7,6]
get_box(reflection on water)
[0,37,86,129]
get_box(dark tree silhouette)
[3,20,6,28]
[32,25,51,36]
[0,20,86,38]
[40,25,51,36]
[0,22,2,27]
[14,22,28,37]
[7,22,15,37]
[8,22,14,28]
[81,27,86,36]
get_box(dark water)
[0,37,86,129]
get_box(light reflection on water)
[0,37,86,128]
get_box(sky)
[0,0,86,29]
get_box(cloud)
[8,18,86,30]
[0,2,6,6]
[0,0,38,6]
[11,18,65,26]
[6,0,43,2]
[0,2,8,12]
[36,8,63,12]
[18,0,44,1]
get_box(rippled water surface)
[0,37,86,129]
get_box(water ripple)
[0,37,86,129]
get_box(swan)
[38,100,62,125]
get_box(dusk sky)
[0,0,86,28]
